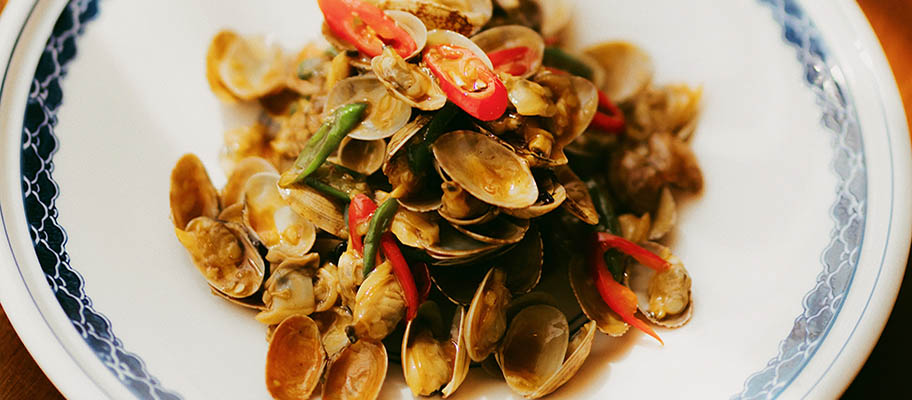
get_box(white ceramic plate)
[0,0,909,399]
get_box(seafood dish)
[170,0,704,398]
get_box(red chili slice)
[487,46,535,76]
[317,0,416,58]
[423,44,509,121]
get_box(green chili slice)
[362,198,400,277]
[587,179,625,282]
[279,102,367,187]
[543,47,593,80]
[406,102,462,173]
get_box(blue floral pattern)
[734,0,866,398]
[19,0,181,399]
[14,0,867,399]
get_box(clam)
[217,202,245,224]
[511,318,597,399]
[390,208,440,250]
[582,41,654,104]
[208,285,265,311]
[324,75,412,141]
[265,315,325,400]
[278,181,348,238]
[533,73,599,158]
[286,44,331,96]
[627,83,703,141]
[329,136,387,176]
[322,340,388,400]
[425,223,500,264]
[221,156,278,208]
[256,254,320,325]
[438,181,497,224]
[402,302,470,397]
[496,304,567,397]
[370,0,493,36]
[452,215,529,245]
[555,165,598,225]
[503,173,566,219]
[206,30,286,102]
[463,268,511,361]
[627,242,693,328]
[352,261,407,341]
[323,10,427,60]
[175,218,266,299]
[618,212,651,244]
[568,253,628,336]
[648,187,676,240]
[471,25,545,79]
[372,46,446,111]
[170,154,219,231]
[535,0,571,39]
[502,76,557,117]
[336,249,365,307]
[243,172,317,263]
[432,130,538,209]
[312,306,354,359]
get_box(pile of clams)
[172,0,705,398]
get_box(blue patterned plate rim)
[0,0,908,399]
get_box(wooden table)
[1,1,910,399]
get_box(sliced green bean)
[362,198,400,277]
[279,102,367,187]
[304,177,351,203]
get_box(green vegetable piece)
[362,198,400,277]
[297,57,324,80]
[304,177,351,203]
[279,102,368,187]
[587,179,624,282]
[407,102,462,173]
[543,47,593,80]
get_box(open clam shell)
[255,254,321,325]
[352,261,407,341]
[438,181,496,224]
[463,268,512,362]
[207,31,286,102]
[243,172,317,263]
[175,217,266,299]
[627,242,693,328]
[425,222,500,261]
[401,302,470,397]
[221,156,278,208]
[503,173,567,219]
[583,41,654,104]
[312,306,354,359]
[265,315,325,400]
[329,136,387,176]
[324,75,412,140]
[371,0,493,36]
[471,25,545,79]
[528,320,597,398]
[451,215,529,245]
[496,304,568,397]
[170,153,220,231]
[556,165,599,225]
[390,208,440,250]
[208,285,265,311]
[322,340,388,400]
[568,253,628,336]
[433,130,538,209]
[278,179,348,238]
[372,46,446,111]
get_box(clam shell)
[256,254,321,325]
[208,285,265,310]
[583,41,654,104]
[243,172,317,263]
[463,268,511,362]
[627,242,693,328]
[425,222,500,260]
[221,156,278,208]
[496,304,568,397]
[372,44,446,110]
[556,165,599,225]
[401,303,470,398]
[352,261,407,341]
[170,153,220,231]
[324,75,412,141]
[370,0,492,36]
[211,32,286,101]
[528,320,597,398]
[502,174,567,219]
[432,130,538,209]
[426,29,493,68]
[451,215,529,245]
[322,340,387,400]
[330,136,387,176]
[278,178,348,238]
[648,187,677,240]
[175,218,266,299]
[265,315,325,400]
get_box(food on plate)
[171,0,704,397]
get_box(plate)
[0,0,910,399]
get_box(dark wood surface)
[0,1,909,399]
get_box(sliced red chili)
[590,89,626,133]
[423,44,508,121]
[380,234,420,321]
[595,232,670,272]
[487,46,535,76]
[317,0,416,58]
[347,193,377,254]
[588,234,663,344]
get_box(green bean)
[543,47,594,80]
[279,102,367,187]
[304,177,351,203]
[362,198,400,277]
